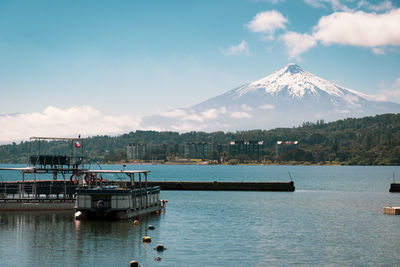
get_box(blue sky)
[0,0,399,143]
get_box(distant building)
[184,143,213,159]
[127,143,147,160]
[275,141,299,156]
[229,141,264,158]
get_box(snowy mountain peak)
[281,63,304,75]
[235,64,352,100]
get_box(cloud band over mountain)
[2,64,399,144]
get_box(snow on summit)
[143,64,400,131]
[235,64,364,102]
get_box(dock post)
[145,172,148,206]
[18,183,22,199]
[139,172,142,208]
[62,172,66,199]
[131,173,136,209]
[33,173,37,198]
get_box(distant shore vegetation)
[0,113,399,166]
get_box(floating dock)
[145,181,295,191]
[383,207,400,215]
[0,199,74,211]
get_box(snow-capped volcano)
[192,63,375,111]
[236,63,369,100]
[143,64,400,131]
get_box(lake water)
[1,164,400,266]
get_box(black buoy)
[148,225,155,230]
[154,244,167,252]
[129,260,139,267]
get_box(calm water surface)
[1,165,400,266]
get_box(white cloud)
[371,47,385,55]
[230,111,252,118]
[222,40,250,56]
[303,0,352,11]
[395,78,400,87]
[280,8,400,58]
[375,77,400,102]
[200,108,225,119]
[251,0,285,3]
[246,10,288,38]
[342,94,362,107]
[182,107,227,122]
[303,0,325,8]
[259,104,275,110]
[183,113,205,122]
[313,9,400,47]
[280,32,317,59]
[160,109,187,118]
[241,104,253,111]
[358,0,393,11]
[0,106,142,144]
[334,109,351,114]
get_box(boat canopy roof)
[30,136,83,141]
[0,167,150,174]
[0,167,35,171]
[83,170,150,174]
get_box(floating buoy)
[142,236,152,243]
[129,260,139,267]
[148,225,155,230]
[154,257,161,261]
[154,244,167,252]
[133,220,139,225]
[154,210,160,214]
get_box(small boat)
[0,136,166,219]
[75,170,164,220]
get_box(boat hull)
[76,203,162,220]
[75,186,163,220]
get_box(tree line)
[0,113,399,165]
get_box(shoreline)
[105,161,363,167]
[2,161,397,167]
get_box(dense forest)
[1,113,399,165]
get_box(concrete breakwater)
[146,181,295,191]
[0,180,295,193]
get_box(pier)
[146,181,295,191]
[0,180,295,194]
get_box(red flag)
[75,141,81,148]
